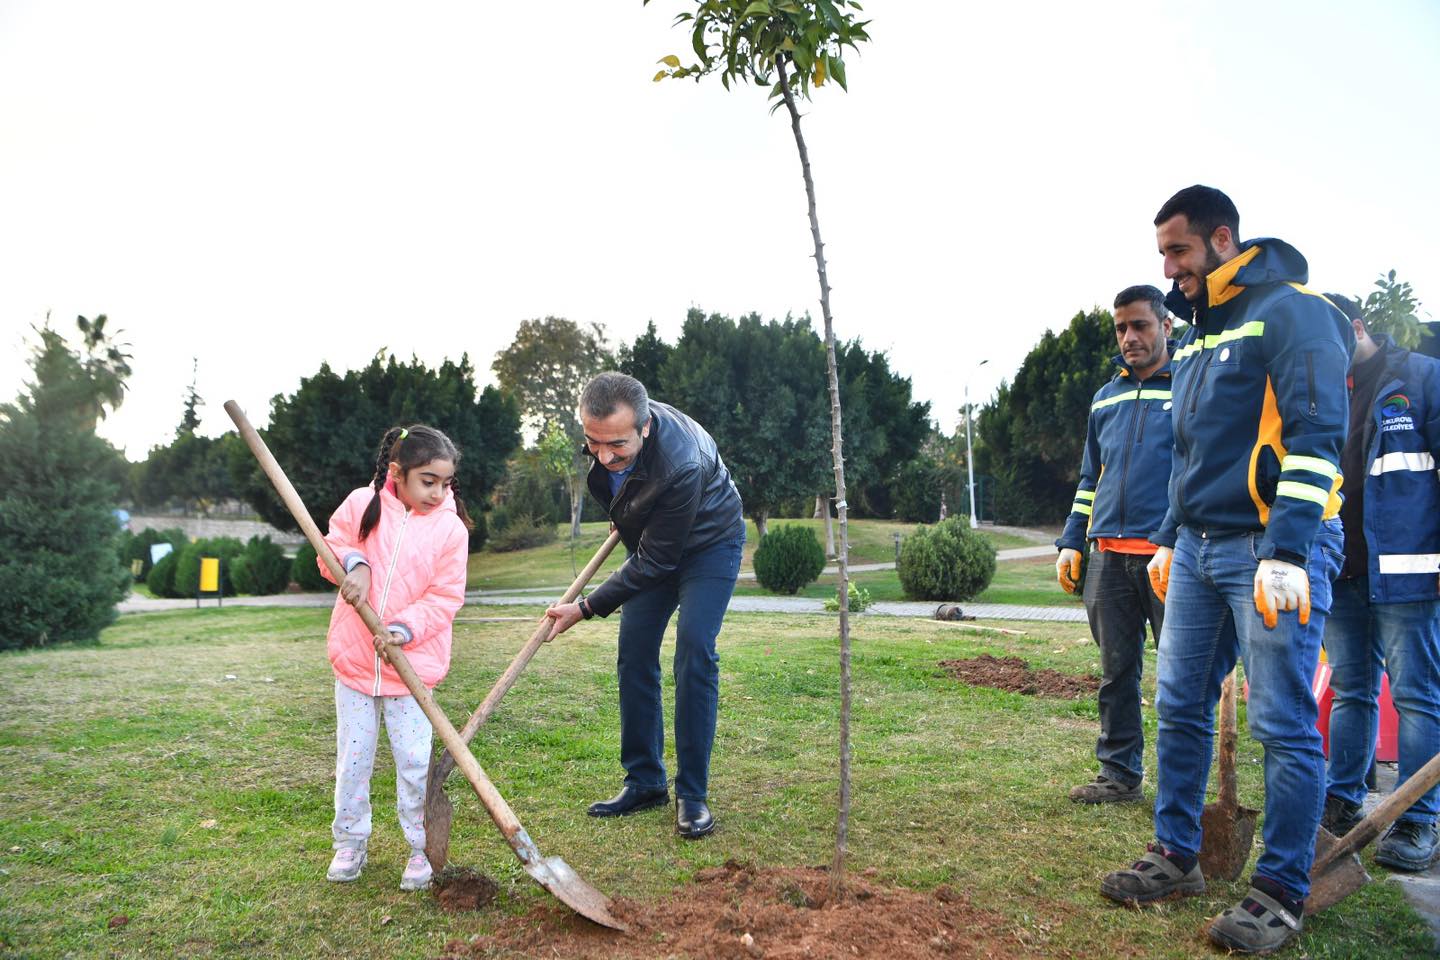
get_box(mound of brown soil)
[439,860,1022,959]
[433,866,500,913]
[939,655,1099,699]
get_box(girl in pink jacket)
[320,424,472,892]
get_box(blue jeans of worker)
[615,537,743,801]
[1325,578,1440,825]
[1154,519,1343,899]
[1083,547,1165,788]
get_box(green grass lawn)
[0,607,1427,958]
[468,519,1043,592]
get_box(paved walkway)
[116,589,1084,623]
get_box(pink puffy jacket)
[320,479,469,697]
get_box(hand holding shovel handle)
[437,530,621,783]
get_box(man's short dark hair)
[1113,284,1169,322]
[1154,185,1240,241]
[580,371,650,428]
[1325,292,1364,326]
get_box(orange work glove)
[1147,546,1173,603]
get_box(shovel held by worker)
[1198,670,1259,881]
[425,529,622,872]
[223,401,626,931]
[1307,748,1440,914]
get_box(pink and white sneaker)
[326,846,366,883]
[400,851,433,891]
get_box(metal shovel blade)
[1198,671,1257,881]
[1305,826,1371,915]
[423,755,457,872]
[524,855,628,931]
[1198,797,1260,882]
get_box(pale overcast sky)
[3,1,1437,459]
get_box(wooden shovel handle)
[1216,670,1240,808]
[453,530,621,746]
[224,401,539,855]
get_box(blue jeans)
[1325,577,1440,825]
[1083,547,1165,787]
[1154,519,1343,898]
[615,536,742,801]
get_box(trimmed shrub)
[122,527,188,581]
[897,516,996,601]
[291,543,335,592]
[147,551,181,598]
[230,536,291,595]
[173,537,245,597]
[753,524,826,595]
[489,515,558,553]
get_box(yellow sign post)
[197,556,223,608]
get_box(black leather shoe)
[676,798,715,839]
[586,785,669,818]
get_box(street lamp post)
[965,359,989,529]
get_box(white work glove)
[1056,548,1083,594]
[1253,558,1310,630]
[1147,546,1173,603]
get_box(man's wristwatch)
[578,597,594,620]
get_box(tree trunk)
[779,57,852,903]
[824,500,836,558]
[569,477,584,540]
[754,510,768,541]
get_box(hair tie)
[398,428,408,440]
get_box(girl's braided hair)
[358,424,474,541]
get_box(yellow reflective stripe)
[1280,454,1340,481]
[1276,480,1332,506]
[1091,389,1173,411]
[1073,490,1096,502]
[1072,503,1093,516]
[1204,320,1265,348]
[1172,322,1266,363]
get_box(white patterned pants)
[332,680,432,852]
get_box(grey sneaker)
[326,846,366,883]
[1375,819,1439,872]
[1069,775,1143,804]
[1207,878,1303,954]
[1320,794,1363,836]
[1100,842,1205,904]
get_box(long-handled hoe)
[424,530,621,872]
[225,400,626,931]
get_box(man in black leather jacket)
[545,372,745,838]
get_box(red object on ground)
[1244,665,1399,762]
[1313,667,1400,762]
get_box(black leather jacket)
[583,401,745,617]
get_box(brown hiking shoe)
[1069,775,1143,804]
